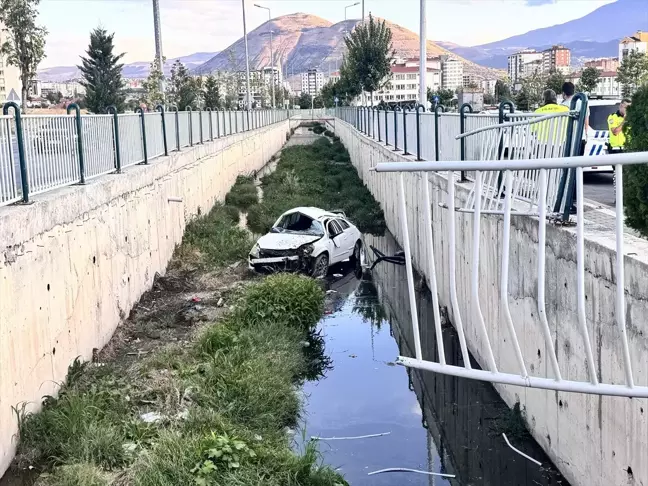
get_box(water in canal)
[302,231,568,486]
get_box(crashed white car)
[248,207,362,277]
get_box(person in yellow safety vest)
[532,89,570,144]
[607,99,631,152]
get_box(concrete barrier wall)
[0,120,297,475]
[328,118,648,486]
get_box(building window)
[395,74,405,80]
[406,74,417,80]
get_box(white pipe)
[422,172,445,364]
[502,434,542,466]
[615,163,634,388]
[457,112,574,140]
[373,150,648,173]
[473,171,498,372]
[501,170,528,377]
[399,173,422,360]
[368,468,455,478]
[537,168,562,380]
[398,357,648,397]
[576,167,598,385]
[447,171,471,368]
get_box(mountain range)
[439,0,647,68]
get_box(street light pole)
[242,0,252,110]
[254,4,275,109]
[362,0,365,22]
[152,0,165,97]
[419,0,427,106]
[345,2,359,21]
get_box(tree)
[169,60,201,109]
[578,67,601,94]
[297,92,312,109]
[141,57,165,108]
[623,85,648,235]
[545,71,566,94]
[45,91,62,105]
[78,27,126,113]
[483,93,496,105]
[617,50,648,96]
[0,0,47,111]
[344,14,395,102]
[203,75,222,109]
[427,87,454,107]
[516,72,546,110]
[494,79,511,103]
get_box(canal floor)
[301,232,569,486]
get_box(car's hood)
[256,233,322,250]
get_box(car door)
[335,218,355,257]
[326,219,346,263]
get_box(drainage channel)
[300,231,569,486]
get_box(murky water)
[303,232,569,486]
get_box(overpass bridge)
[1,100,647,486]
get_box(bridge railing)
[0,104,292,207]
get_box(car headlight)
[250,243,260,258]
[302,244,314,256]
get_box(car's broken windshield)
[272,212,325,236]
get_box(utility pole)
[152,0,165,97]
[242,0,252,110]
[254,4,275,109]
[419,0,427,106]
[362,0,365,22]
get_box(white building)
[567,70,621,97]
[619,31,648,61]
[40,80,86,98]
[262,66,283,88]
[0,25,22,104]
[441,57,463,91]
[301,69,325,96]
[508,49,543,85]
[372,58,441,104]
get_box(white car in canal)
[248,207,363,277]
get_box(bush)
[324,129,334,137]
[312,125,326,135]
[224,175,258,210]
[624,85,648,235]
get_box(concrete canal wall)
[329,118,648,486]
[0,119,298,476]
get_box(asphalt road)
[583,172,615,207]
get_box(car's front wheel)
[350,240,362,264]
[311,253,329,278]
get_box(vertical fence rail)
[3,103,27,203]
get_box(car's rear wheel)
[350,240,362,264]
[311,253,329,278]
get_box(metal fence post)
[3,101,29,202]
[496,100,515,190]
[67,103,86,182]
[186,106,194,146]
[155,104,169,156]
[393,106,401,151]
[246,110,250,131]
[198,108,204,143]
[415,104,425,161]
[216,109,221,138]
[385,108,389,146]
[558,92,588,220]
[135,107,148,164]
[106,105,122,172]
[168,105,180,151]
[403,105,410,155]
[365,106,370,134]
[206,108,213,140]
[434,104,445,162]
[233,110,238,134]
[459,103,473,181]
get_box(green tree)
[297,92,312,109]
[578,67,601,94]
[483,92,496,105]
[337,57,363,103]
[78,27,125,113]
[623,85,648,235]
[203,75,222,109]
[545,71,566,94]
[494,79,511,103]
[141,57,165,108]
[517,72,546,110]
[617,50,648,96]
[0,0,47,112]
[45,91,62,104]
[344,14,395,103]
[427,87,454,106]
[169,60,201,109]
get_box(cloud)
[525,0,557,5]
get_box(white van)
[581,98,621,173]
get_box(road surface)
[583,172,615,207]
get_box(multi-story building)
[262,66,282,88]
[619,31,648,61]
[371,58,441,104]
[301,69,325,96]
[441,57,464,91]
[584,57,619,72]
[0,24,22,104]
[567,70,621,97]
[542,45,571,74]
[508,49,543,85]
[39,80,86,98]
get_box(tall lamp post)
[152,0,165,97]
[419,0,427,106]
[345,1,359,21]
[254,3,275,109]
[242,0,252,110]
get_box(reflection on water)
[302,233,568,486]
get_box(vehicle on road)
[582,98,622,173]
[248,207,362,277]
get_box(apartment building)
[262,66,283,88]
[567,70,621,97]
[584,57,619,72]
[301,69,325,96]
[371,58,441,104]
[619,31,648,60]
[441,57,464,91]
[542,45,571,74]
[508,49,543,85]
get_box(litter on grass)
[311,432,391,441]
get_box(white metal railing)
[83,115,115,180]
[373,150,648,398]
[0,116,20,205]
[119,114,145,168]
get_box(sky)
[39,0,615,68]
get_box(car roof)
[281,207,341,221]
